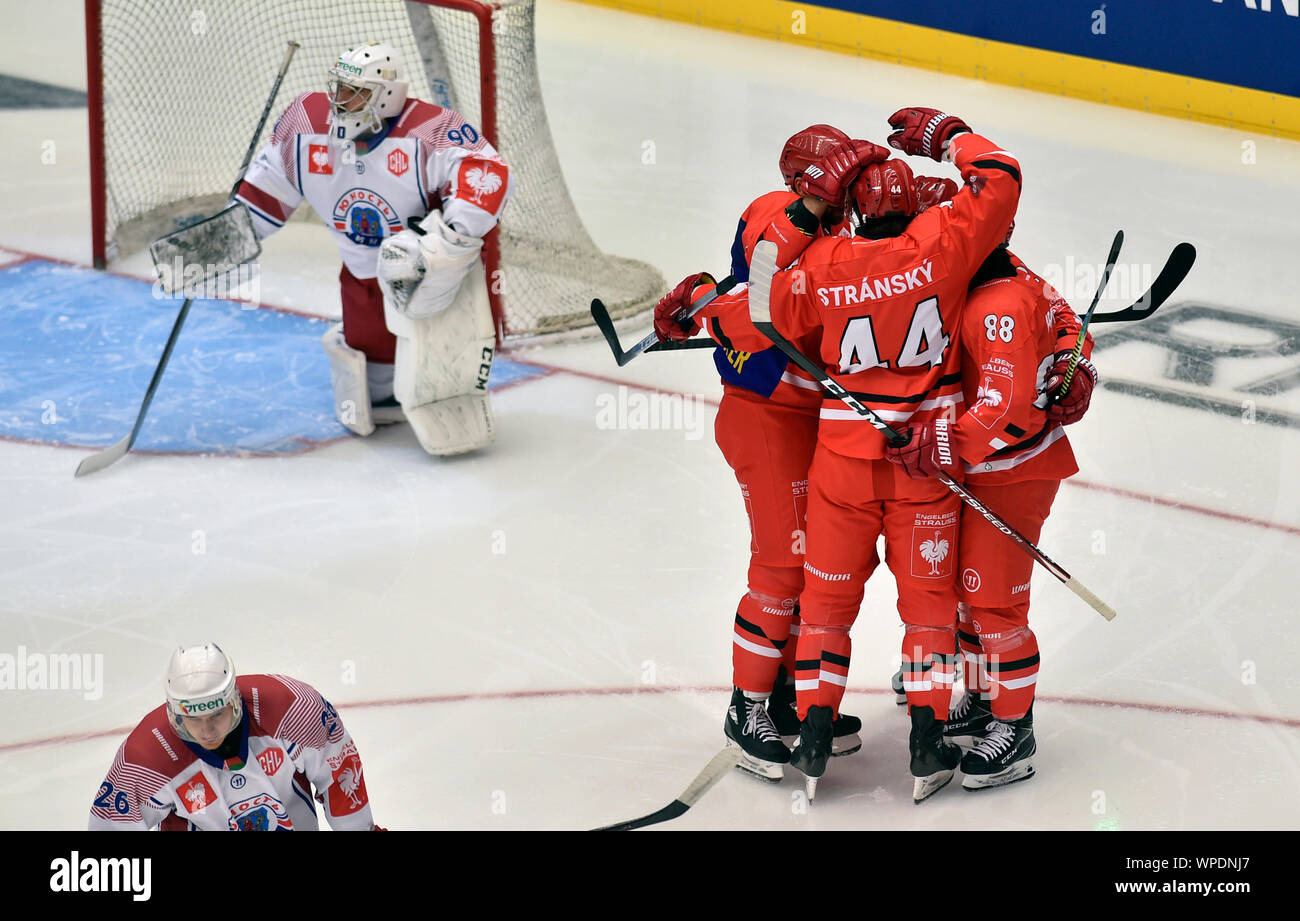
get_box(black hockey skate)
[943,691,994,745]
[724,688,790,783]
[909,705,962,804]
[961,710,1036,791]
[768,675,862,756]
[788,705,834,802]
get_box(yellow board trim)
[570,0,1300,140]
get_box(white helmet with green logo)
[328,41,409,142]
[165,643,243,743]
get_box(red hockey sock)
[980,625,1039,721]
[731,590,797,695]
[901,625,957,718]
[793,624,850,719]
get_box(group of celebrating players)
[85,50,1100,828]
[651,106,1097,802]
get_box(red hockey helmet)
[850,158,920,220]
[779,124,851,190]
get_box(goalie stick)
[75,40,300,478]
[746,239,1116,621]
[591,746,740,831]
[590,276,737,367]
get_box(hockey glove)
[884,418,962,480]
[886,108,971,161]
[1043,352,1098,425]
[653,272,715,342]
[915,176,959,212]
[794,139,891,205]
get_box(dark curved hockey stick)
[75,41,300,478]
[591,747,739,831]
[1087,241,1196,325]
[590,276,737,366]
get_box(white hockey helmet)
[328,41,408,142]
[164,643,243,743]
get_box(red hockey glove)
[653,272,716,342]
[915,176,959,212]
[883,418,962,480]
[886,107,971,161]
[1043,352,1098,425]
[793,139,891,205]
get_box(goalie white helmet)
[328,41,409,142]
[164,643,243,745]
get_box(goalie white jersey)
[236,91,512,279]
[89,674,375,831]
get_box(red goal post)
[84,0,664,342]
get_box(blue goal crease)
[0,259,548,456]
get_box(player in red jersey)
[654,126,890,780]
[668,108,1021,801]
[886,220,1096,791]
[90,644,381,830]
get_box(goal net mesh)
[93,0,663,338]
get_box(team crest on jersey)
[332,189,404,246]
[257,747,285,776]
[227,793,293,831]
[308,144,332,175]
[178,772,217,814]
[388,149,409,176]
[457,159,506,213]
[326,741,368,816]
[911,510,959,579]
[972,362,1015,430]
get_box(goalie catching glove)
[377,211,483,318]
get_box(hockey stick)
[1052,230,1123,399]
[1086,241,1196,325]
[747,240,1116,621]
[590,276,737,367]
[75,40,300,478]
[591,746,740,831]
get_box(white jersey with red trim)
[89,674,375,831]
[236,91,512,279]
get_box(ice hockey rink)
[2,0,1299,830]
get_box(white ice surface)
[1,0,1299,830]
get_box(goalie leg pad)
[321,323,375,437]
[383,261,496,456]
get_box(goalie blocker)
[326,212,495,455]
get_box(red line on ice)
[3,685,1296,755]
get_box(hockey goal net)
[85,0,664,341]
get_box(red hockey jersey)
[955,250,1095,484]
[701,133,1022,459]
